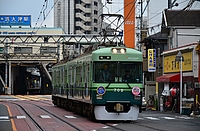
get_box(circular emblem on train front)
[97,86,106,95]
[132,86,140,96]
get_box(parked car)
[142,97,147,111]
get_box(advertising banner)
[124,0,135,48]
[164,52,192,73]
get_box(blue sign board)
[0,15,31,26]
[148,49,156,72]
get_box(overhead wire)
[32,0,49,32]
[147,0,195,33]
[126,0,197,36]
[43,0,48,20]
[27,0,59,53]
[28,0,197,46]
[35,0,59,34]
[164,0,195,23]
[99,0,137,35]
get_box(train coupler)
[114,103,124,112]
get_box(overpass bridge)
[0,34,123,95]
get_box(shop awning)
[156,74,180,82]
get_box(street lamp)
[175,51,184,114]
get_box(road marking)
[17,116,26,119]
[138,117,144,120]
[0,99,18,101]
[64,116,77,118]
[145,117,160,120]
[40,115,51,118]
[175,116,194,119]
[102,126,109,129]
[162,117,176,120]
[0,116,9,119]
[4,104,18,131]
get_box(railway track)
[11,102,46,131]
[1,95,170,131]
[3,100,83,131]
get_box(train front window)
[93,62,142,83]
[93,62,117,83]
[119,62,142,83]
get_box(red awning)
[156,74,180,82]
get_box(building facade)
[0,27,65,95]
[54,0,103,34]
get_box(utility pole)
[168,0,172,9]
[5,40,8,94]
[140,0,143,44]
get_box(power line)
[35,0,59,33]
[32,0,49,30]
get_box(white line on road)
[17,116,26,119]
[64,116,77,118]
[40,115,51,118]
[0,116,9,119]
[145,117,160,120]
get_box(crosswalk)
[0,115,26,122]
[138,115,194,120]
[0,115,194,122]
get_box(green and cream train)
[52,46,143,121]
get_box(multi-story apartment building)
[54,0,103,34]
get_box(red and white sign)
[132,86,140,96]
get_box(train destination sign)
[0,15,31,26]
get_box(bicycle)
[147,95,155,107]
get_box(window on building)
[75,0,81,4]
[75,18,81,21]
[75,9,82,13]
[75,26,82,30]
[94,18,98,23]
[14,47,32,54]
[40,47,57,53]
[85,4,91,8]
[85,13,91,17]
[94,10,98,15]
[85,22,91,26]
[94,27,98,32]
[94,2,98,6]
[85,31,91,34]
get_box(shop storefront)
[156,43,199,115]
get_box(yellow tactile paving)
[0,95,52,101]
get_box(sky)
[0,0,200,30]
[0,0,54,27]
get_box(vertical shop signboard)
[148,49,156,72]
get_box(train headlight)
[111,48,126,54]
[112,48,118,54]
[120,48,126,54]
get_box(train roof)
[52,46,143,68]
[92,47,142,56]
